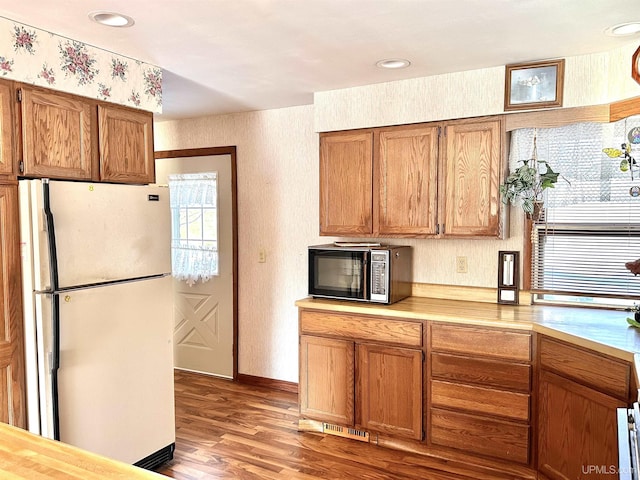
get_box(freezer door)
[20,180,171,289]
[55,276,175,463]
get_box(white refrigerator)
[19,179,176,469]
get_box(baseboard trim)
[237,374,298,394]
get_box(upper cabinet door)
[441,117,504,238]
[377,126,439,236]
[98,105,154,184]
[319,131,373,236]
[0,80,14,176]
[21,87,94,180]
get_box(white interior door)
[155,154,235,378]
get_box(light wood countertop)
[0,422,166,479]
[296,296,640,363]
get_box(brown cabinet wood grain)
[300,310,422,347]
[431,352,531,392]
[357,343,423,440]
[537,336,631,480]
[299,335,354,425]
[98,105,154,184]
[428,322,532,465]
[376,125,438,236]
[440,117,503,237]
[430,322,531,362]
[20,87,94,180]
[0,80,15,176]
[537,370,623,480]
[0,184,26,427]
[431,379,530,422]
[18,86,154,184]
[539,336,630,400]
[430,407,530,464]
[298,309,423,441]
[318,117,505,239]
[319,131,373,235]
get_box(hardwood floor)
[156,370,499,480]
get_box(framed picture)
[504,59,565,111]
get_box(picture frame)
[504,59,565,111]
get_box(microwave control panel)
[370,250,389,302]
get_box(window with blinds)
[509,117,640,307]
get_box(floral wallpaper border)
[0,16,162,113]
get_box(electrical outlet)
[456,256,468,273]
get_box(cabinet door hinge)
[441,224,445,235]
[436,224,439,235]
[16,89,22,102]
[422,430,426,441]
[18,160,24,174]
[422,351,425,362]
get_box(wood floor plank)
[157,370,503,480]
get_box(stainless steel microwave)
[308,243,412,304]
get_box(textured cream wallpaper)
[315,42,640,132]
[155,105,331,383]
[153,41,640,383]
[154,105,524,383]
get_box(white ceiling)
[1,0,639,121]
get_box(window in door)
[168,172,218,286]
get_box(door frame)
[154,146,239,380]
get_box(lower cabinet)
[537,337,630,480]
[357,343,423,440]
[428,322,533,465]
[298,310,423,441]
[298,306,634,479]
[299,335,354,426]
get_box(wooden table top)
[0,422,166,479]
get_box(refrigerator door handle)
[42,180,61,440]
[42,180,60,292]
[50,293,61,441]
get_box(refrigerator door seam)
[42,180,61,441]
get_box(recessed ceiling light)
[605,22,640,36]
[376,58,411,69]
[88,11,135,28]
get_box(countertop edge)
[295,297,639,363]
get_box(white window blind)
[168,172,219,286]
[509,116,640,304]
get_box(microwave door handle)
[363,251,369,300]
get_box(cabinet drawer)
[539,337,630,400]
[300,310,422,347]
[431,353,531,392]
[431,380,530,422]
[430,323,531,362]
[430,408,529,464]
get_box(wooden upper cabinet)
[319,131,373,236]
[98,105,154,184]
[377,126,438,236]
[319,118,505,239]
[0,80,15,176]
[0,184,26,427]
[440,117,504,238]
[20,87,94,180]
